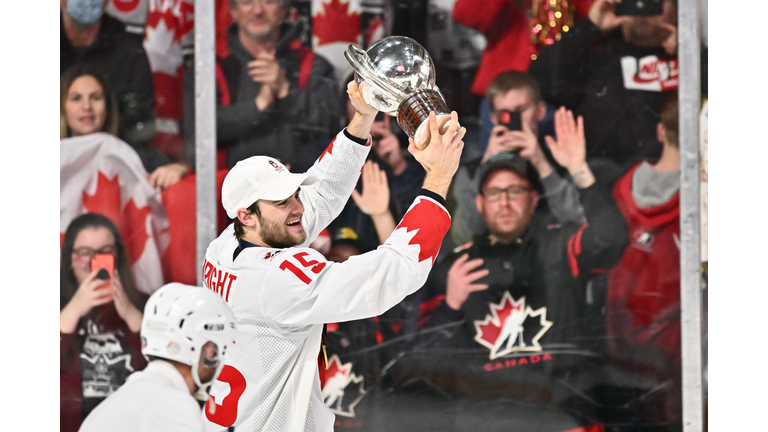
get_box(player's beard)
[259,215,306,248]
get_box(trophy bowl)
[344,36,456,150]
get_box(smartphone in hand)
[498,110,522,131]
[91,253,115,289]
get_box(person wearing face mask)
[78,283,238,432]
[60,0,157,151]
[529,0,708,167]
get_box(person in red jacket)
[606,93,683,428]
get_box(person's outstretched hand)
[351,160,390,217]
[346,81,378,140]
[408,111,466,199]
[545,107,595,188]
[445,254,489,310]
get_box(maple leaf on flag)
[145,0,194,44]
[122,198,151,266]
[318,138,336,162]
[82,172,124,231]
[313,0,361,46]
[395,198,450,264]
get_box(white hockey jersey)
[200,130,452,432]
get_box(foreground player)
[79,283,237,432]
[200,82,466,431]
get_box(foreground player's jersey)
[200,130,452,432]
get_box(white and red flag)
[60,133,170,294]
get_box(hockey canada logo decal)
[322,354,366,418]
[474,292,553,360]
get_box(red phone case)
[91,254,115,288]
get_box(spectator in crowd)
[61,64,188,189]
[449,71,586,247]
[382,108,629,432]
[61,0,157,148]
[529,0,708,165]
[183,0,340,170]
[452,0,594,152]
[79,283,237,432]
[349,160,397,246]
[60,213,149,432]
[604,93,683,428]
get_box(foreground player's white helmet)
[140,283,237,390]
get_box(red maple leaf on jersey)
[395,198,450,264]
[313,0,361,46]
[474,292,526,351]
[325,354,352,380]
[318,137,336,162]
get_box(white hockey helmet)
[140,283,237,389]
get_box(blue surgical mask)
[65,0,105,28]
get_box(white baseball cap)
[221,156,317,219]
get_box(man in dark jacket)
[61,0,157,148]
[380,108,630,432]
[183,0,340,169]
[529,0,707,166]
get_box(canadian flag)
[142,0,195,158]
[60,133,170,294]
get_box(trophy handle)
[344,45,408,101]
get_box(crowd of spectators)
[60,0,705,430]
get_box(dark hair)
[60,213,144,312]
[233,201,262,239]
[60,64,119,139]
[659,92,679,147]
[478,152,541,194]
[485,71,542,112]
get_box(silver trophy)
[344,36,456,150]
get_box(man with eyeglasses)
[183,0,340,169]
[79,283,237,432]
[385,108,629,432]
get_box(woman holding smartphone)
[60,213,148,432]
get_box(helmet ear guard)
[140,283,237,391]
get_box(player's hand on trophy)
[410,111,466,199]
[347,81,379,140]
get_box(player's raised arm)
[260,111,467,326]
[297,81,381,245]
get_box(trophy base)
[397,89,453,150]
